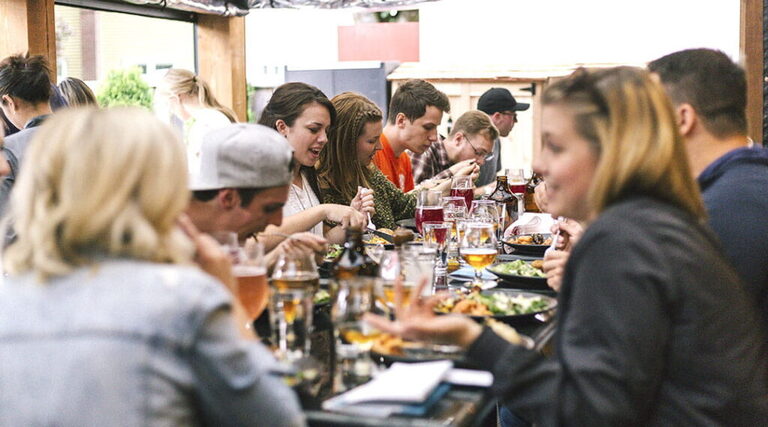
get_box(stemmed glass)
[332,276,378,388]
[270,251,319,362]
[460,222,498,288]
[450,175,474,211]
[423,221,452,291]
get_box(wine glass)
[460,222,497,288]
[270,252,319,362]
[415,189,443,234]
[450,175,474,210]
[423,221,452,291]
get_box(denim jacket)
[0,259,304,426]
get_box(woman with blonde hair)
[318,91,415,230]
[0,107,304,426]
[367,67,768,424]
[158,68,237,175]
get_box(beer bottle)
[334,227,379,279]
[488,175,519,226]
[524,173,543,213]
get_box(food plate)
[436,289,557,325]
[487,260,549,290]
[502,233,552,257]
[370,333,469,367]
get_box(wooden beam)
[0,0,57,77]
[196,15,247,122]
[741,0,763,143]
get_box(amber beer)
[271,272,320,292]
[461,248,497,270]
[234,265,268,319]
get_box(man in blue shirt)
[649,48,768,327]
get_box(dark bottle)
[488,175,520,227]
[334,227,379,279]
[524,172,543,213]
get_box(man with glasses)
[411,110,498,184]
[476,87,530,186]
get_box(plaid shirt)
[410,138,454,184]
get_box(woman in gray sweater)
[0,107,304,426]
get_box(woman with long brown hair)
[318,91,415,230]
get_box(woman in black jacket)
[367,66,768,425]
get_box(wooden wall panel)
[0,0,56,76]
[197,15,247,122]
[741,0,763,143]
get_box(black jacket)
[467,196,768,426]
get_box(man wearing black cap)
[476,87,530,186]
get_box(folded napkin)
[322,361,494,418]
[449,266,498,282]
[505,213,555,238]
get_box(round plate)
[487,262,549,291]
[370,343,467,368]
[441,289,557,326]
[502,233,552,257]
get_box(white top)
[283,172,324,236]
[185,109,232,177]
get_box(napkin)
[328,360,452,405]
[504,213,555,238]
[449,266,498,282]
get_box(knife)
[366,227,394,243]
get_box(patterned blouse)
[321,167,416,230]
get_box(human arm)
[369,169,416,225]
[192,301,305,426]
[178,214,255,340]
[261,204,365,250]
[263,232,327,269]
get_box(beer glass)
[333,275,378,389]
[460,222,497,288]
[233,241,268,322]
[270,252,319,361]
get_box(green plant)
[96,68,153,109]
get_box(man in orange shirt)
[373,79,450,192]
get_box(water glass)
[423,221,452,291]
[270,252,319,362]
[333,277,378,389]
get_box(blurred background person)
[57,77,98,107]
[410,110,494,184]
[373,79,451,192]
[0,107,304,426]
[186,123,326,267]
[367,67,768,425]
[157,68,237,175]
[476,87,530,187]
[318,92,415,230]
[649,48,768,331]
[258,82,370,248]
[0,53,54,216]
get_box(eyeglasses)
[465,135,494,162]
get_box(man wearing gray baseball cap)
[186,123,326,263]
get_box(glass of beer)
[415,189,444,234]
[450,175,474,210]
[460,222,497,287]
[233,241,268,322]
[269,252,319,362]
